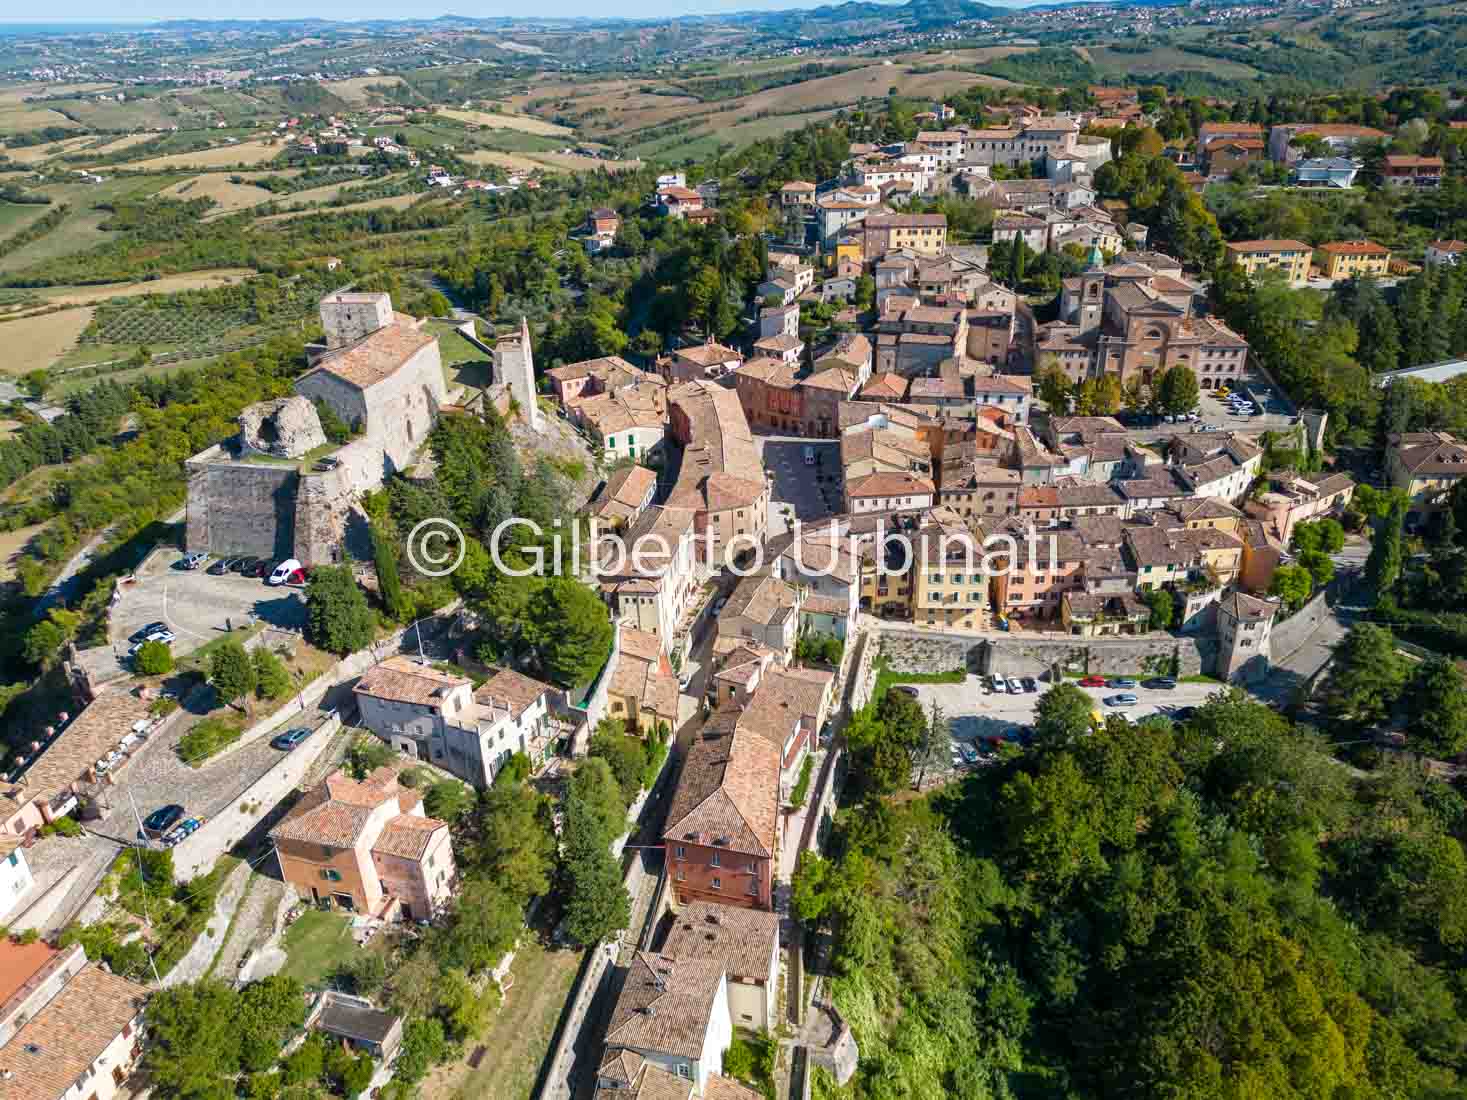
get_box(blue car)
[1107,678,1138,689]
[270,727,312,751]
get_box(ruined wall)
[292,440,389,566]
[185,452,299,558]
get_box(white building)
[0,839,34,921]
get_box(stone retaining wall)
[877,627,1218,679]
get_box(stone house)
[606,624,680,736]
[600,954,731,1094]
[1216,591,1278,682]
[269,764,456,922]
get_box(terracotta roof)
[605,954,725,1060]
[724,574,798,629]
[372,815,444,860]
[664,724,779,858]
[662,901,778,982]
[474,668,553,719]
[734,357,798,388]
[753,334,803,354]
[846,471,935,498]
[594,1063,692,1100]
[1430,240,1467,253]
[271,765,443,852]
[780,180,816,192]
[545,355,644,383]
[354,655,467,708]
[310,318,435,390]
[1224,239,1311,253]
[594,464,658,517]
[1220,591,1278,622]
[705,1076,765,1100]
[0,689,156,815]
[865,213,946,229]
[859,373,908,400]
[676,341,741,367]
[0,942,64,1010]
[0,963,146,1100]
[1384,155,1444,168]
[1317,240,1389,255]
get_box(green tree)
[1365,495,1406,597]
[1409,657,1467,758]
[1298,548,1336,590]
[559,791,631,946]
[210,638,257,708]
[1035,359,1071,411]
[251,646,291,700]
[1143,586,1175,630]
[395,1017,446,1085]
[23,608,82,668]
[424,779,474,822]
[1032,682,1097,750]
[1330,623,1409,725]
[588,719,647,806]
[306,565,376,655]
[527,577,613,687]
[1155,364,1200,415]
[372,521,411,622]
[135,639,174,676]
[1269,563,1313,611]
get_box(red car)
[1078,676,1107,687]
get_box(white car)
[268,558,303,585]
[1006,677,1024,694]
[128,629,176,657]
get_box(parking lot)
[902,674,1226,745]
[111,548,308,659]
[756,435,842,538]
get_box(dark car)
[1171,706,1197,722]
[206,557,232,575]
[893,685,920,698]
[141,804,185,838]
[1143,677,1178,690]
[251,558,274,578]
[1107,677,1138,689]
[270,727,312,751]
[232,556,260,574]
[1021,677,1038,693]
[129,621,168,644]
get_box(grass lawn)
[872,658,966,701]
[420,937,585,1100]
[279,909,357,988]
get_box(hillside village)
[2,20,1467,1100]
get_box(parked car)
[128,629,176,657]
[1006,678,1024,694]
[248,558,272,578]
[1104,693,1139,707]
[268,558,303,586]
[228,556,254,573]
[1021,677,1038,693]
[893,685,920,698]
[313,456,341,472]
[1107,677,1138,689]
[957,743,978,765]
[1078,675,1107,687]
[1143,677,1178,690]
[129,621,168,644]
[141,804,185,839]
[207,557,233,575]
[270,727,312,751]
[178,551,208,570]
[988,675,1006,693]
[1171,706,1198,721]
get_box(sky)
[7,0,1034,26]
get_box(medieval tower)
[494,317,543,431]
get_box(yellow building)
[911,529,993,632]
[1314,240,1391,281]
[865,213,948,258]
[1223,239,1312,288]
[834,235,864,267]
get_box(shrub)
[252,647,292,701]
[134,639,174,676]
[38,815,82,838]
[789,754,815,809]
[176,717,245,766]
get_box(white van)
[268,558,303,586]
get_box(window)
[675,845,686,859]
[319,869,342,882]
[712,877,722,890]
[676,871,686,881]
[710,851,721,867]
[677,1066,691,1080]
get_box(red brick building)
[664,717,779,911]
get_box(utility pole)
[125,787,164,986]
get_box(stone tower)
[319,292,393,349]
[494,317,542,431]
[1215,591,1279,683]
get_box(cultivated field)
[129,139,284,170]
[1087,45,1261,80]
[436,108,573,136]
[322,75,405,104]
[0,307,95,374]
[163,174,276,215]
[0,208,113,274]
[38,268,256,307]
[0,105,79,133]
[257,192,428,222]
[87,133,158,156]
[1,135,93,164]
[0,202,50,241]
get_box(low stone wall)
[877,627,1217,680]
[171,714,343,881]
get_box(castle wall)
[184,455,299,558]
[292,370,370,441]
[359,341,447,468]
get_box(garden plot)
[130,139,285,170]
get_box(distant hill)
[731,0,1010,31]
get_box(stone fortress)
[186,291,448,564]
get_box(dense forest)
[798,687,1467,1099]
